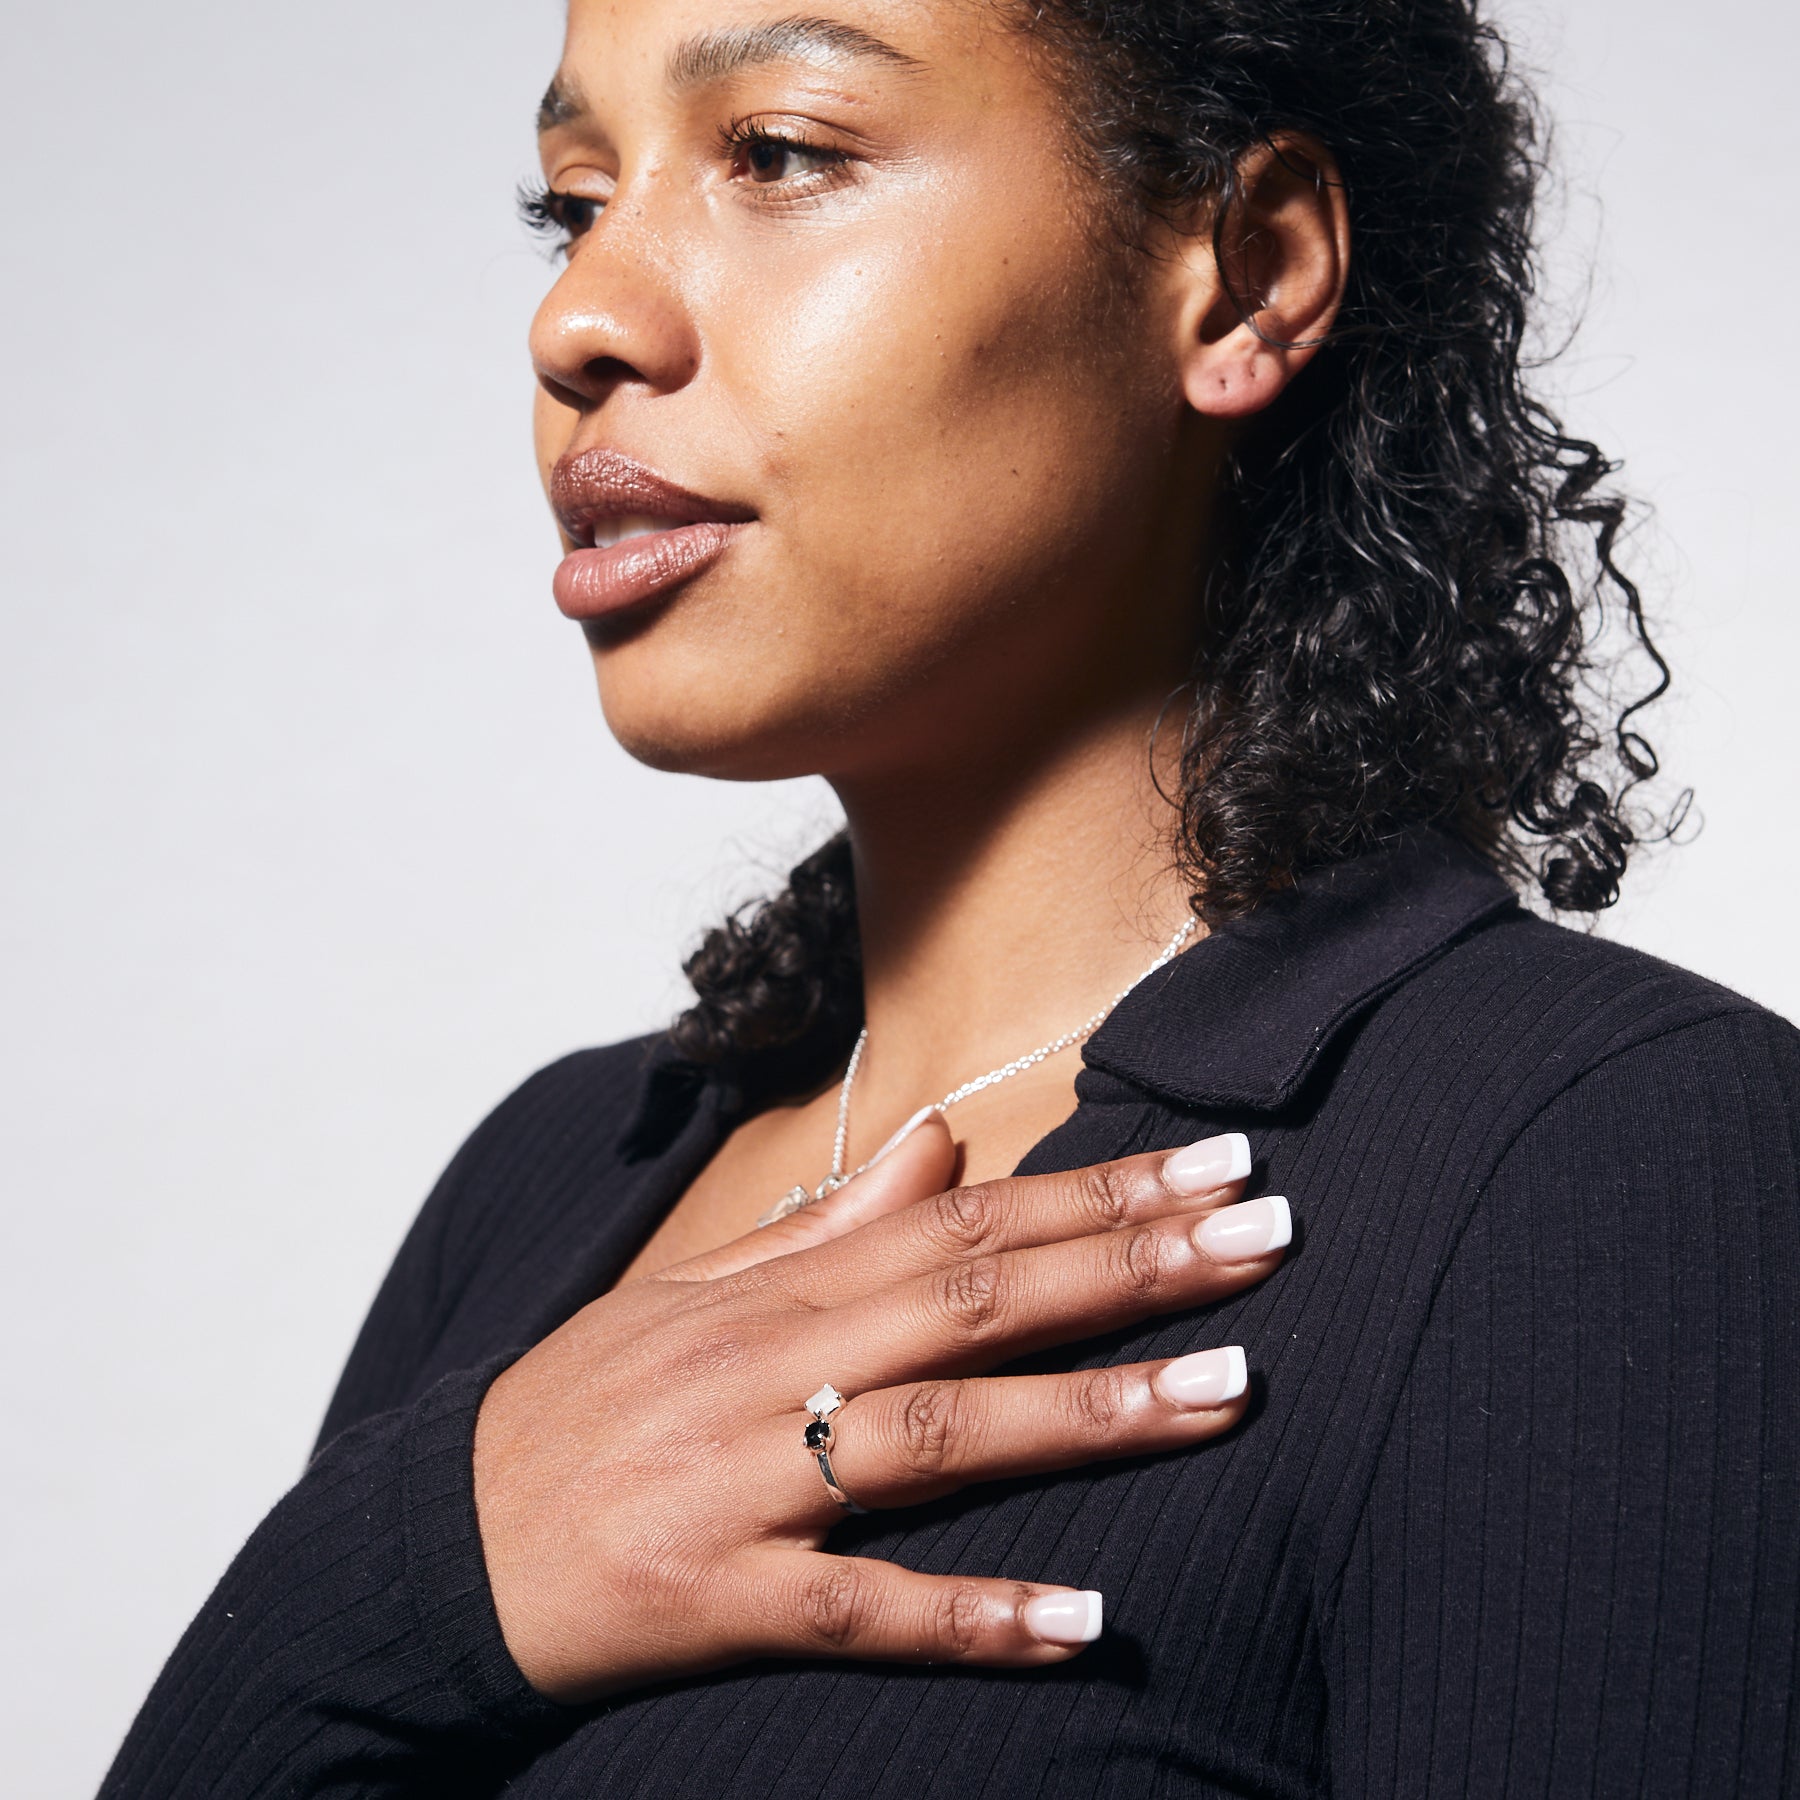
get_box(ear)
[1169,134,1350,421]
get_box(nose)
[529,199,702,411]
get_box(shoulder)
[423,1033,668,1256]
[1386,908,1797,1125]
[1353,924,1800,1474]
[1447,908,1775,1036]
[1289,907,1800,1226]
[462,1035,666,1159]
[491,1033,667,1122]
[1467,925,1800,1202]
[1400,921,1800,1287]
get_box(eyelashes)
[517,181,596,255]
[521,123,855,255]
[714,118,852,188]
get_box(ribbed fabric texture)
[100,838,1800,1798]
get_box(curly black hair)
[671,0,1672,1083]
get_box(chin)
[594,670,839,784]
[585,587,928,783]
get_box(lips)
[549,447,753,621]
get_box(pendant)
[756,1167,853,1230]
[757,1185,814,1229]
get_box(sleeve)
[316,1051,622,1447]
[1324,1008,1800,1799]
[95,1053,630,1798]
[98,1361,567,1798]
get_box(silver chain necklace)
[758,916,1197,1226]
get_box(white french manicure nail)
[1163,1132,1252,1196]
[1196,1195,1292,1262]
[867,1105,941,1169]
[1023,1589,1104,1645]
[1154,1345,1248,1409]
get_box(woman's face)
[532,0,1214,785]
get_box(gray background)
[2,2,1794,1791]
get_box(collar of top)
[1082,829,1518,1113]
[621,829,1520,1154]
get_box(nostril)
[582,354,638,388]
[534,355,639,413]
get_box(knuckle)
[794,1560,873,1652]
[925,1182,1006,1257]
[1112,1224,1171,1299]
[1069,1369,1130,1437]
[895,1380,964,1479]
[934,1255,1007,1340]
[1074,1162,1138,1232]
[933,1581,990,1659]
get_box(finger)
[750,1551,1105,1666]
[758,1133,1254,1307]
[660,1111,957,1284]
[833,1193,1292,1387]
[822,1351,1250,1507]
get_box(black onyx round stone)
[804,1421,832,1450]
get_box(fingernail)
[1023,1589,1104,1645]
[1154,1345,1248,1408]
[1195,1195,1292,1261]
[867,1105,941,1169]
[1163,1132,1252,1196]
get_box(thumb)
[674,1108,957,1281]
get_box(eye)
[517,181,604,255]
[720,123,851,190]
[741,135,838,184]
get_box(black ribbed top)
[100,836,1800,1797]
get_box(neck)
[832,690,1196,1128]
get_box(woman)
[102,0,1798,1794]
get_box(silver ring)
[803,1383,866,1514]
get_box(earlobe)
[1186,343,1290,421]
[1172,133,1350,423]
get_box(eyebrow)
[667,16,924,89]
[537,77,587,134]
[537,15,923,131]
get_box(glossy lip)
[549,446,755,622]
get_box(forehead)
[562,0,944,48]
[548,0,1017,114]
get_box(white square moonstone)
[806,1384,844,1418]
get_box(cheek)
[703,210,1157,650]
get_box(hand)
[472,1118,1291,1702]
